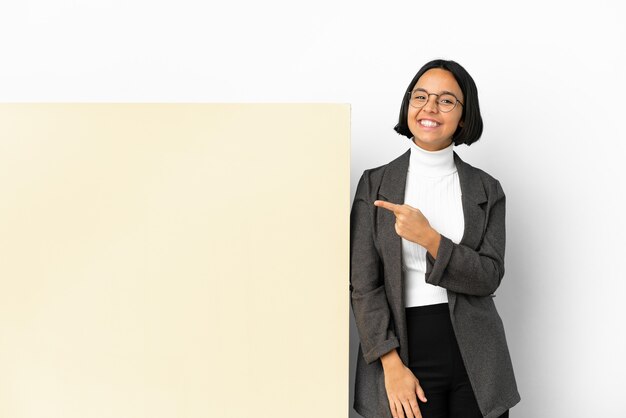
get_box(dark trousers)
[406,303,509,418]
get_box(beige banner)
[0,104,350,418]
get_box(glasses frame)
[407,89,464,113]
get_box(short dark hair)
[394,59,483,146]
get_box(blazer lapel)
[376,147,488,308]
[454,151,488,249]
[375,150,410,308]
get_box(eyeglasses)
[408,89,464,113]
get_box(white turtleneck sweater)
[403,139,465,307]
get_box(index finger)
[374,200,400,213]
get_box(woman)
[350,59,520,418]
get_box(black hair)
[394,59,483,146]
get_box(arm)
[350,171,399,365]
[424,179,506,297]
[352,172,429,416]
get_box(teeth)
[419,119,439,127]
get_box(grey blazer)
[350,148,520,418]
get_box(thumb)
[416,381,427,403]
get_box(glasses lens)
[438,94,457,112]
[410,91,428,108]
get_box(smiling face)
[407,68,464,151]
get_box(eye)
[439,94,456,104]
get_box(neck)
[408,138,456,177]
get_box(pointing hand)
[374,200,440,254]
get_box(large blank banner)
[0,104,350,418]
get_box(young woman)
[350,59,520,418]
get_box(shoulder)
[454,152,505,204]
[358,149,410,188]
[455,153,506,200]
[466,159,501,183]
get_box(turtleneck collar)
[408,138,457,177]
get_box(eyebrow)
[412,87,460,98]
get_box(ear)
[459,120,464,127]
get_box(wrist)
[380,349,403,371]
[426,228,441,258]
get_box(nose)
[422,94,439,113]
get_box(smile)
[419,119,440,128]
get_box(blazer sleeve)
[350,170,400,364]
[425,179,506,297]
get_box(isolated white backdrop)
[1,0,625,416]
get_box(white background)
[1,0,625,416]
